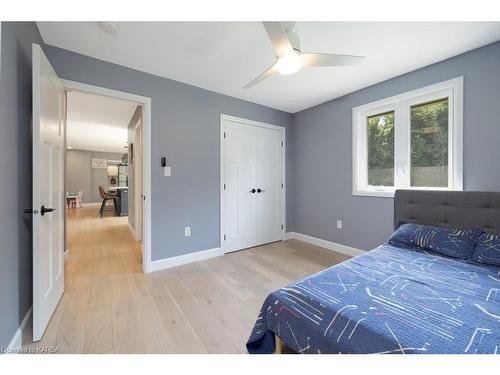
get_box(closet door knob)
[250,189,256,193]
[257,188,264,193]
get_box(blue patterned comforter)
[247,244,500,354]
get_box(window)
[353,77,463,197]
[107,164,118,176]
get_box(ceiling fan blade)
[243,64,278,89]
[262,22,294,58]
[301,53,365,67]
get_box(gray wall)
[66,149,125,203]
[66,150,91,203]
[43,45,293,261]
[289,41,500,251]
[0,22,44,348]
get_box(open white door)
[31,44,65,342]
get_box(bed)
[246,190,500,354]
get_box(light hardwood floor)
[24,205,350,353]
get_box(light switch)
[184,227,191,237]
[164,166,171,177]
[336,220,343,229]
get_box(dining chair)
[98,185,118,217]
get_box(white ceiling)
[39,22,500,113]
[66,90,138,153]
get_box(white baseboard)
[128,222,136,239]
[66,202,100,209]
[5,306,32,354]
[149,247,223,273]
[285,232,365,258]
[83,202,101,207]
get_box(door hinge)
[224,234,226,241]
[281,224,284,230]
[281,141,283,147]
[281,182,284,188]
[224,183,226,190]
[224,132,226,139]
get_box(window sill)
[353,186,463,198]
[352,189,395,198]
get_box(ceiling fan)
[244,22,365,89]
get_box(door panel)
[39,141,52,296]
[52,146,63,280]
[32,44,65,341]
[223,120,257,252]
[256,127,283,245]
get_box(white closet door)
[256,127,283,245]
[223,120,257,252]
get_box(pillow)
[389,223,480,259]
[470,232,500,266]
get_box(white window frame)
[352,77,463,198]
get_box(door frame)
[219,114,286,254]
[62,79,153,273]
[133,117,143,242]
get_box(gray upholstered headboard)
[394,190,500,234]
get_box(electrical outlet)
[336,220,343,229]
[184,226,191,237]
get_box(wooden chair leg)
[100,199,106,217]
[274,335,283,354]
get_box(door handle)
[257,188,264,193]
[40,205,56,216]
[250,189,256,193]
[24,208,39,214]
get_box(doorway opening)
[61,81,152,277]
[64,89,145,270]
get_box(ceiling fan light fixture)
[243,22,365,89]
[275,52,303,75]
